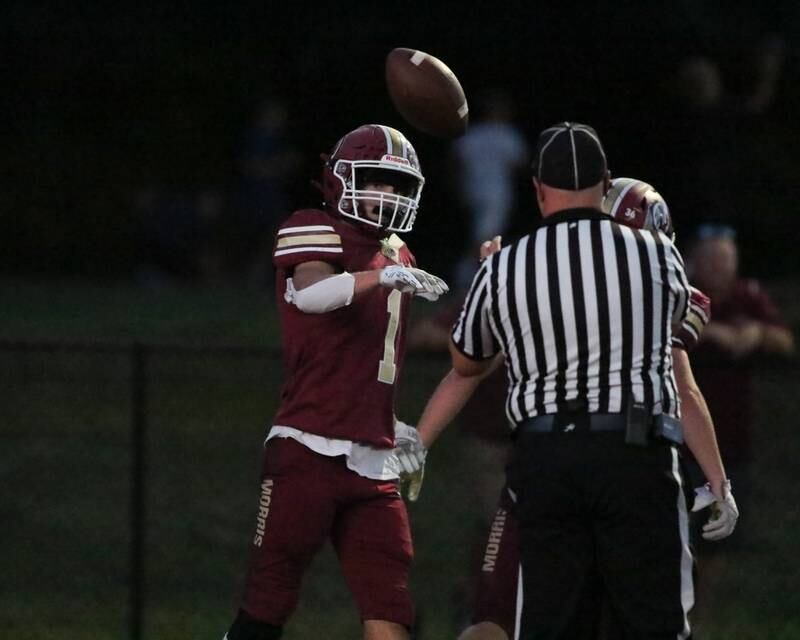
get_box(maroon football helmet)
[601,177,675,241]
[321,124,424,233]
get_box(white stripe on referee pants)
[514,563,523,640]
[671,446,694,640]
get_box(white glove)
[692,479,739,541]
[393,419,427,501]
[379,265,449,301]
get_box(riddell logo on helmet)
[651,202,669,230]
[381,154,410,165]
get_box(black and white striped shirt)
[452,208,691,428]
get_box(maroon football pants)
[471,487,521,637]
[471,485,619,639]
[239,437,414,628]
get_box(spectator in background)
[686,224,794,536]
[448,89,529,291]
[654,35,786,235]
[229,96,302,287]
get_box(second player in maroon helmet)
[602,176,675,241]
[602,176,707,350]
[601,177,737,544]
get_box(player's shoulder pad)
[277,208,336,232]
[273,209,344,267]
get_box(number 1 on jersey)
[378,289,402,384]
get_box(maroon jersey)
[271,209,416,448]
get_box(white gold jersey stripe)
[276,234,341,248]
[278,225,335,235]
[274,246,344,257]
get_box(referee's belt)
[516,412,683,445]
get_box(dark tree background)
[4,0,799,281]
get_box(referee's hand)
[692,480,739,541]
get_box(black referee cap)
[532,122,608,190]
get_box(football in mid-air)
[385,47,469,139]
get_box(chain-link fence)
[0,340,455,640]
[2,340,799,639]
[0,341,282,640]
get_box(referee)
[450,122,695,639]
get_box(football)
[385,47,469,139]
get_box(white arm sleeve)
[285,272,356,314]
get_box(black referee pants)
[508,430,695,640]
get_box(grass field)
[2,278,800,639]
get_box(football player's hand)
[480,235,502,261]
[692,480,739,541]
[404,466,425,502]
[394,419,427,501]
[379,266,449,301]
[412,269,449,301]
